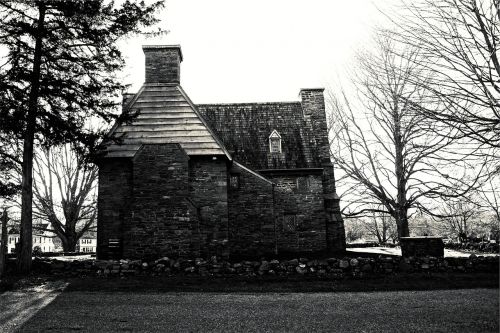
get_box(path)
[0,281,67,333]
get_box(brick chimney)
[143,45,183,84]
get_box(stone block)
[400,237,444,258]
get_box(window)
[230,174,240,189]
[268,130,282,153]
[283,214,297,233]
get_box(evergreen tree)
[0,0,164,273]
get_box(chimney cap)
[142,44,183,61]
[299,88,325,93]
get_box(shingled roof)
[101,84,230,158]
[197,102,322,170]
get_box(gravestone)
[400,237,444,257]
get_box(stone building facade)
[96,45,345,259]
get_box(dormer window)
[269,130,282,153]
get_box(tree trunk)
[396,209,410,239]
[17,4,46,274]
[394,105,410,240]
[62,236,77,253]
[382,216,388,243]
[0,209,8,278]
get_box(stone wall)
[97,158,133,259]
[300,89,346,251]
[124,144,194,259]
[188,156,229,256]
[34,254,500,279]
[226,166,330,256]
[227,164,277,256]
[270,174,327,253]
[322,165,346,251]
[401,237,445,257]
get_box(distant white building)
[77,234,97,253]
[1,223,97,254]
[5,231,56,254]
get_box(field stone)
[383,263,393,269]
[185,266,195,273]
[296,266,307,274]
[154,257,168,266]
[51,261,65,270]
[339,260,349,269]
[360,263,372,272]
[399,261,412,272]
[259,261,270,271]
[94,261,108,269]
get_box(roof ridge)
[176,86,233,161]
[197,101,302,106]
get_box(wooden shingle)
[102,85,230,158]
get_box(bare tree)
[329,33,479,239]
[344,218,365,243]
[474,173,500,239]
[32,145,97,252]
[365,211,398,244]
[436,198,481,242]
[388,0,500,151]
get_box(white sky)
[119,0,397,104]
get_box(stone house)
[96,45,345,259]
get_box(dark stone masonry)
[400,237,445,258]
[96,44,346,260]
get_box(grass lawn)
[18,288,499,332]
